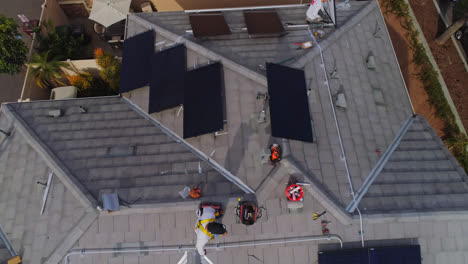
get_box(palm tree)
[28,51,70,89]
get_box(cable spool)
[285,184,303,201]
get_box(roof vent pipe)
[367,51,377,69]
[48,109,63,117]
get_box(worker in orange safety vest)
[194,207,227,256]
[270,143,281,163]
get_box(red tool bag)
[235,201,263,225]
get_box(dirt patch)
[408,0,468,131]
[379,1,446,136]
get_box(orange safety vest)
[271,148,279,161]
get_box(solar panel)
[149,44,186,113]
[244,11,284,35]
[120,30,154,93]
[266,63,313,142]
[183,62,224,139]
[189,13,231,37]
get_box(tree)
[0,15,28,75]
[28,51,70,89]
[435,0,468,46]
[94,48,121,93]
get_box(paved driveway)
[0,0,44,103]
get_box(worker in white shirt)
[194,206,227,256]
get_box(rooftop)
[1,1,468,264]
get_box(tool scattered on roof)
[235,199,264,225]
[321,220,331,235]
[295,41,313,50]
[314,30,325,38]
[313,211,327,220]
[189,186,202,199]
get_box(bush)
[68,72,114,97]
[382,0,468,172]
[95,48,121,93]
[0,15,28,75]
[36,20,89,61]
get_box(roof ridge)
[290,0,377,69]
[129,13,267,86]
[417,115,468,181]
[121,96,256,194]
[1,104,99,210]
[345,115,416,213]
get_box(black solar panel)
[266,63,313,142]
[149,44,186,113]
[183,62,224,139]
[189,13,231,37]
[120,30,154,93]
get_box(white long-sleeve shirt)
[194,207,216,256]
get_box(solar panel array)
[189,13,231,37]
[149,44,186,113]
[183,63,224,139]
[120,30,154,93]
[244,11,284,35]
[266,63,313,142]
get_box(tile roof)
[0,112,96,263]
[132,2,368,74]
[4,97,245,205]
[1,1,468,264]
[359,115,468,213]
[124,0,468,216]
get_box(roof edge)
[281,157,353,225]
[419,116,468,180]
[129,14,268,87]
[44,211,98,264]
[345,115,416,213]
[1,104,99,210]
[121,96,256,194]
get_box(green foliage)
[36,20,89,61]
[68,71,117,97]
[454,0,468,20]
[95,48,121,94]
[29,51,70,89]
[0,15,28,75]
[382,0,468,172]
